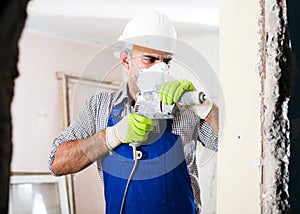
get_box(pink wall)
[12,30,106,213]
[12,30,101,172]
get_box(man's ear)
[120,51,130,70]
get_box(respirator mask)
[135,62,174,92]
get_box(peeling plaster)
[258,0,291,213]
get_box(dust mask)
[135,62,174,92]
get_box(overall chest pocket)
[121,156,167,205]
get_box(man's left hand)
[159,79,195,105]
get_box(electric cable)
[120,142,142,214]
[119,158,139,214]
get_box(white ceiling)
[25,0,219,45]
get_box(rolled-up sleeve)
[197,119,218,152]
[48,92,113,175]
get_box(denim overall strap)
[102,103,196,214]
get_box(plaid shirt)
[49,87,218,213]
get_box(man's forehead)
[132,44,173,56]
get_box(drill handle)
[179,91,207,106]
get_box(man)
[49,11,218,214]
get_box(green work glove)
[106,113,157,150]
[160,79,213,119]
[159,79,195,105]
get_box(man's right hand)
[105,113,157,150]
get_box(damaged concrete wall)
[219,0,291,212]
[258,0,291,213]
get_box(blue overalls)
[102,103,196,214]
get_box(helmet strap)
[125,49,140,80]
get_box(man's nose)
[154,56,164,63]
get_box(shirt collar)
[113,82,130,106]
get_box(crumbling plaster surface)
[258,0,291,213]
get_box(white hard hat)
[118,11,177,54]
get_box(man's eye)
[142,56,157,63]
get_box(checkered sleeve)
[48,92,114,175]
[198,119,218,152]
[172,109,218,151]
